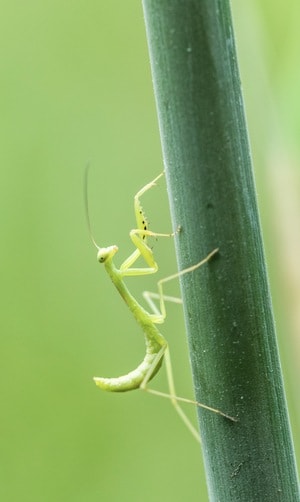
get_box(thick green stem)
[142,0,299,500]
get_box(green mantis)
[85,170,236,442]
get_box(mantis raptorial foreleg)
[119,172,180,276]
[85,169,237,442]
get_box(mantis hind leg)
[141,345,237,442]
[140,250,237,441]
[138,344,202,443]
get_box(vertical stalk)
[142,0,299,500]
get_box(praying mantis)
[85,170,236,442]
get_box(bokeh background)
[1,2,299,501]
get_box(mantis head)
[97,245,118,263]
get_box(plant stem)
[142,0,300,500]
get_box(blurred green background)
[1,2,299,501]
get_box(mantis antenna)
[84,163,102,251]
[86,169,237,442]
